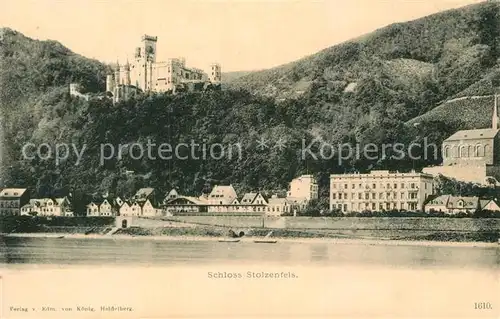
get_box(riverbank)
[2,232,498,248]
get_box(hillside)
[407,95,495,129]
[0,2,500,212]
[226,1,500,121]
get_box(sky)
[1,0,484,72]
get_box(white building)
[330,170,435,213]
[22,197,72,217]
[287,175,318,201]
[208,185,238,205]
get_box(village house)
[22,197,72,217]
[266,195,306,217]
[162,195,209,215]
[86,198,120,217]
[0,188,29,216]
[424,195,500,214]
[140,198,159,217]
[119,201,132,216]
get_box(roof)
[286,196,307,204]
[241,193,257,204]
[479,199,492,209]
[447,196,478,209]
[427,195,450,205]
[165,196,208,205]
[268,197,291,205]
[209,185,237,204]
[428,195,479,209]
[210,185,236,196]
[134,188,155,198]
[444,128,499,142]
[0,188,27,197]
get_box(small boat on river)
[254,231,277,244]
[218,238,241,243]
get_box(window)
[344,184,348,189]
[358,193,362,200]
[352,184,355,189]
[332,184,337,189]
[401,183,404,189]
[338,193,342,200]
[332,193,336,200]
[372,184,376,189]
[343,204,347,211]
[394,183,397,189]
[371,193,376,199]
[365,193,369,200]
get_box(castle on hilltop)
[106,35,221,103]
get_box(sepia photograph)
[0,0,499,318]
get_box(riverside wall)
[162,216,500,231]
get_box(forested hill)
[226,1,500,120]
[0,1,499,208]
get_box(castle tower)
[124,59,131,86]
[141,35,157,63]
[114,61,121,86]
[493,94,499,130]
[138,35,157,91]
[106,74,115,93]
[209,63,221,84]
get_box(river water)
[1,237,499,318]
[1,236,499,267]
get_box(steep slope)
[226,1,500,122]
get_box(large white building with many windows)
[330,170,435,213]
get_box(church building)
[423,94,500,184]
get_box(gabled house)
[98,198,118,216]
[119,201,132,216]
[0,188,29,216]
[140,198,158,217]
[208,185,237,205]
[479,199,500,212]
[129,201,142,216]
[164,188,179,202]
[55,196,73,216]
[424,195,500,214]
[86,201,101,217]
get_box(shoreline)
[2,232,498,248]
